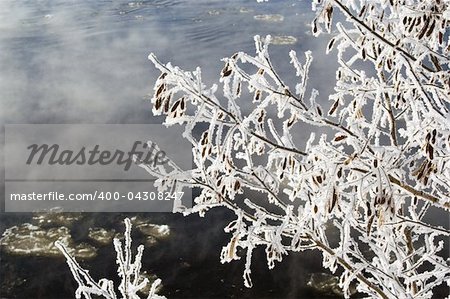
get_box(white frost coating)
[145,0,450,298]
[55,218,166,299]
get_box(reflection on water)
[0,0,343,298]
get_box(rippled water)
[0,0,328,125]
[0,0,344,298]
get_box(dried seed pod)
[387,59,392,71]
[327,38,336,53]
[221,64,232,77]
[222,68,232,78]
[287,115,296,127]
[334,135,347,142]
[316,175,322,184]
[366,202,372,216]
[155,97,162,110]
[158,72,167,81]
[416,165,425,181]
[329,188,338,213]
[328,99,339,115]
[170,100,180,113]
[164,96,171,112]
[427,144,434,160]
[418,17,430,39]
[228,236,238,259]
[324,5,333,31]
[367,215,374,236]
[316,106,322,116]
[201,132,209,145]
[257,110,265,123]
[426,19,436,37]
[156,84,165,98]
[359,5,367,17]
[254,90,261,102]
[326,5,333,20]
[312,20,318,34]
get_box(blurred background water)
[0,0,350,298]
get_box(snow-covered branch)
[55,218,165,299]
[145,1,449,297]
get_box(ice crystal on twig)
[55,218,165,299]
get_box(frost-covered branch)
[145,0,450,298]
[55,218,165,299]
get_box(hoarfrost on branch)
[55,218,165,299]
[144,0,450,298]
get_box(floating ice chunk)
[0,223,96,259]
[88,227,116,246]
[253,14,284,22]
[137,223,170,239]
[130,216,171,240]
[32,209,83,228]
[271,35,297,45]
[307,273,356,296]
[239,7,254,13]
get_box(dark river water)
[0,0,349,298]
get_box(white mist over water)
[0,0,331,126]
